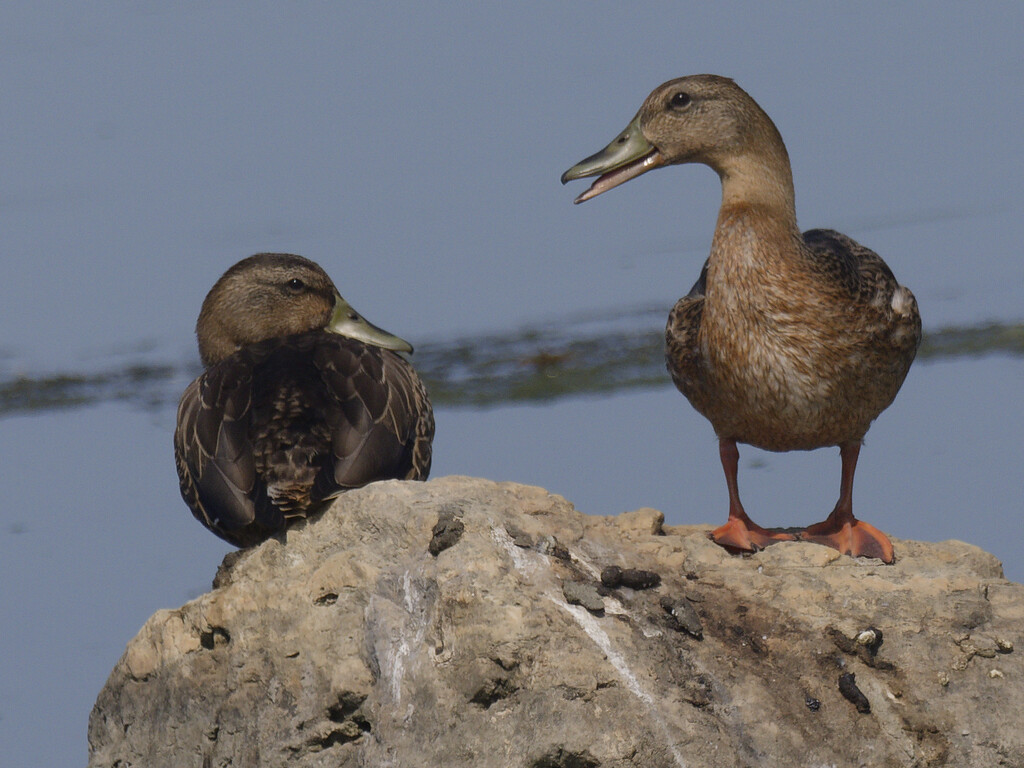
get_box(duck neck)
[708,140,800,257]
[715,146,798,228]
[705,148,803,291]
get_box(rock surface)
[88,477,1023,768]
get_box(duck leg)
[799,442,894,563]
[710,438,795,552]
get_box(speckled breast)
[685,296,913,452]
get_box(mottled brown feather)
[667,218,920,452]
[174,254,433,548]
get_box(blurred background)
[1,3,1021,765]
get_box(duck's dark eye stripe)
[670,91,691,109]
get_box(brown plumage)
[563,75,920,563]
[174,253,433,547]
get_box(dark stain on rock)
[505,523,534,548]
[600,566,660,590]
[898,712,951,765]
[470,675,518,708]
[199,626,230,650]
[750,635,769,656]
[838,672,871,714]
[211,549,248,589]
[459,656,520,709]
[429,508,465,556]
[951,597,993,632]
[531,747,600,768]
[556,685,588,701]
[327,691,367,722]
[681,673,714,708]
[537,535,571,561]
[726,623,767,656]
[319,691,372,746]
[490,649,521,672]
[312,721,369,749]
[660,596,703,639]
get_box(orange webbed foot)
[710,517,796,554]
[799,518,894,563]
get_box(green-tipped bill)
[328,295,414,353]
[561,114,664,203]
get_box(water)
[1,4,1022,767]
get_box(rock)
[659,595,703,640]
[562,580,605,614]
[88,476,1024,768]
[428,505,465,556]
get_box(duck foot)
[797,442,895,563]
[711,437,796,553]
[799,518,894,563]
[710,517,796,553]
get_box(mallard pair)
[177,75,919,562]
[562,75,920,563]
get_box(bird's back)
[174,331,433,547]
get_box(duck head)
[196,253,413,367]
[561,74,789,204]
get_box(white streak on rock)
[552,597,688,768]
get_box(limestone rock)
[88,477,1023,767]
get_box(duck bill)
[327,295,414,353]
[561,114,665,204]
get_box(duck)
[174,253,434,547]
[562,75,920,563]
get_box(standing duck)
[562,75,920,563]
[174,253,434,547]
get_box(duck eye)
[670,91,691,109]
[286,278,305,293]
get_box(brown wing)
[665,259,710,407]
[801,229,922,425]
[310,336,434,504]
[174,356,284,548]
[802,228,894,298]
[803,228,922,355]
[175,333,434,548]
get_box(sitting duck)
[562,75,920,563]
[174,253,434,547]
